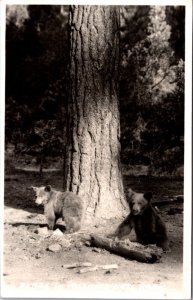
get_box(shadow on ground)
[4,168,184,214]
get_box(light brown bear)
[31,185,85,233]
[111,188,170,251]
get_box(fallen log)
[5,175,19,181]
[90,234,162,264]
[152,196,183,207]
[167,207,183,215]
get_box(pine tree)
[131,6,176,106]
[121,6,184,172]
[64,6,127,223]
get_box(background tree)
[5,5,185,177]
[119,6,184,173]
[6,5,69,171]
[64,5,127,222]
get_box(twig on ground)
[62,262,92,269]
[78,264,118,274]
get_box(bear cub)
[111,188,169,251]
[32,185,85,233]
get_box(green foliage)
[5,96,31,147]
[120,6,184,173]
[6,5,185,175]
[127,6,177,105]
[6,5,69,158]
[166,6,185,61]
[33,120,63,154]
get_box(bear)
[110,188,170,251]
[31,185,85,233]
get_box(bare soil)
[2,168,185,298]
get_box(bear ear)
[30,186,37,191]
[127,188,135,201]
[128,188,135,196]
[144,192,152,201]
[45,185,51,192]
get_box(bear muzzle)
[132,208,141,215]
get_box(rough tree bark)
[64,5,127,223]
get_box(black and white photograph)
[1,1,192,298]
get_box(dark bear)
[31,185,85,233]
[111,188,170,251]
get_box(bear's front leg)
[47,216,55,230]
[108,214,133,240]
[44,204,56,230]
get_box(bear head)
[31,185,52,206]
[127,188,152,216]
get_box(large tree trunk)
[64,5,127,224]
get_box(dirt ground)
[2,167,186,299]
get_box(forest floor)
[2,162,186,299]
